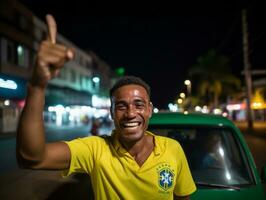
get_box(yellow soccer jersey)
[63,131,196,200]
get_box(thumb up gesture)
[30,14,75,88]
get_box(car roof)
[149,112,234,127]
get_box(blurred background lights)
[213,108,222,115]
[180,93,185,98]
[17,45,23,55]
[177,98,183,104]
[168,103,178,112]
[225,171,231,180]
[92,76,100,83]
[195,106,202,112]
[4,100,10,106]
[202,106,209,113]
[0,78,17,90]
[222,112,228,117]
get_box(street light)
[180,93,186,98]
[92,76,100,83]
[184,80,191,96]
[92,76,100,92]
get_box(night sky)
[18,1,266,109]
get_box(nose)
[125,104,136,118]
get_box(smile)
[122,122,140,128]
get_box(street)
[235,121,266,172]
[0,123,112,173]
[0,122,265,199]
[0,124,90,174]
[0,123,112,200]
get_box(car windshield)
[148,125,254,187]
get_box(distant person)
[200,132,224,169]
[16,14,196,199]
[90,118,101,136]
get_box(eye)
[115,103,127,110]
[135,102,145,109]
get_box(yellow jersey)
[63,131,196,199]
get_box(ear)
[149,102,153,118]
[110,105,114,119]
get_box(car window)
[148,125,254,187]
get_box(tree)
[189,49,241,109]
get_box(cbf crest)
[157,163,175,191]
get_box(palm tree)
[189,49,241,109]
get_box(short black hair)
[109,76,151,99]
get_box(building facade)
[0,0,114,133]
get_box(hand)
[30,14,74,88]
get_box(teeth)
[123,122,139,127]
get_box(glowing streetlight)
[184,79,191,96]
[92,76,100,92]
[92,77,100,83]
[153,108,159,113]
[180,93,186,98]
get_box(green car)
[148,112,266,200]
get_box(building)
[0,0,114,133]
[252,78,266,121]
[226,77,266,121]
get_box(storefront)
[0,73,27,133]
[44,85,94,126]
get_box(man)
[16,14,196,200]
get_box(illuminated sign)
[0,78,18,90]
[92,95,111,108]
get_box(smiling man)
[16,14,196,200]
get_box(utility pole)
[242,9,254,129]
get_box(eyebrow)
[114,98,147,105]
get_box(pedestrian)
[16,14,196,200]
[90,118,101,136]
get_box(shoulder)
[149,132,183,155]
[154,134,181,147]
[65,135,112,149]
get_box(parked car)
[148,112,266,200]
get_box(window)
[83,76,88,88]
[0,37,8,63]
[0,38,30,67]
[17,45,29,67]
[148,125,254,187]
[76,73,80,84]
[7,40,15,64]
[70,70,76,82]
[80,57,84,66]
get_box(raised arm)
[16,14,74,170]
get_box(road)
[0,123,112,200]
[0,123,112,173]
[0,124,89,173]
[235,121,266,172]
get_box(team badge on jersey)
[157,163,175,191]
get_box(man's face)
[111,84,153,143]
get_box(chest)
[93,150,180,197]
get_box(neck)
[121,136,146,155]
[119,133,154,166]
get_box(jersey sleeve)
[62,136,102,177]
[174,142,197,196]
